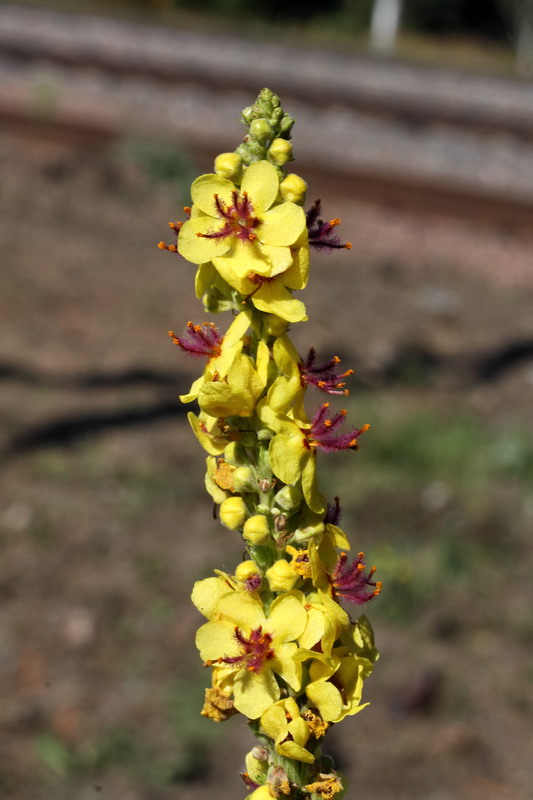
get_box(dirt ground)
[1,128,533,800]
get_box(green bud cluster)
[236,87,295,168]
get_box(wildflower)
[260,696,315,763]
[306,199,352,252]
[194,589,308,718]
[212,241,309,323]
[197,349,268,418]
[297,589,350,663]
[267,337,355,426]
[259,401,369,514]
[305,649,370,723]
[178,160,306,278]
[170,310,251,404]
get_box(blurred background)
[1,1,533,798]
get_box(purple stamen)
[300,348,354,396]
[305,403,369,453]
[169,321,223,359]
[330,552,382,605]
[306,200,352,252]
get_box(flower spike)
[161,88,380,800]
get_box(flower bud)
[265,559,299,592]
[245,748,269,785]
[219,497,247,530]
[280,173,307,205]
[224,442,248,466]
[274,485,302,512]
[232,466,257,492]
[243,514,270,545]
[267,138,293,167]
[214,152,243,183]
[249,119,272,143]
[235,560,262,587]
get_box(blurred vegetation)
[61,0,519,42]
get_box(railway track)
[2,4,533,230]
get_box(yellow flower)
[260,696,315,763]
[266,334,308,425]
[178,310,252,404]
[212,240,309,323]
[305,650,370,723]
[297,590,350,664]
[194,589,308,719]
[257,401,324,515]
[178,160,306,279]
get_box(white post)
[517,0,533,75]
[369,0,403,55]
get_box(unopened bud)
[249,119,272,143]
[267,138,293,167]
[214,152,243,182]
[280,173,307,205]
[274,485,302,511]
[224,442,248,466]
[243,514,270,545]
[219,496,247,530]
[265,559,299,592]
[232,466,257,492]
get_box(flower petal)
[191,576,232,620]
[306,680,344,723]
[233,668,280,719]
[213,239,272,278]
[178,216,232,264]
[253,282,307,323]
[191,174,235,216]
[271,641,302,691]
[259,202,306,246]
[241,160,279,212]
[267,594,307,642]
[196,620,240,662]
[217,591,265,630]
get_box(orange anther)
[183,206,191,214]
[329,218,341,226]
[344,242,353,250]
